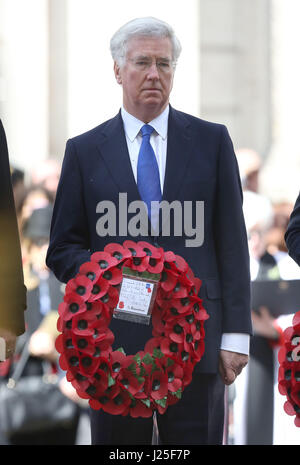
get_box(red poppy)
[88,276,110,301]
[110,350,127,378]
[101,385,131,415]
[144,337,163,355]
[71,311,96,337]
[160,337,183,360]
[159,268,178,293]
[99,285,120,309]
[58,292,87,321]
[72,334,96,356]
[65,275,93,301]
[138,241,164,274]
[148,368,168,401]
[90,251,118,271]
[160,356,183,392]
[104,243,132,263]
[127,399,153,418]
[78,261,102,284]
[123,240,149,272]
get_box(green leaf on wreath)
[116,347,126,355]
[153,348,164,359]
[127,362,138,377]
[142,353,154,365]
[133,353,141,365]
[166,357,175,367]
[172,388,182,399]
[141,398,151,408]
[155,396,167,408]
[108,373,115,388]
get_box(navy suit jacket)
[46,106,252,373]
[285,191,300,266]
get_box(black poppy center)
[92,284,101,294]
[168,372,174,383]
[69,356,79,366]
[149,258,157,267]
[86,272,96,281]
[103,270,112,280]
[114,394,123,406]
[101,293,109,303]
[113,251,123,260]
[86,385,96,396]
[76,285,86,296]
[112,362,121,373]
[129,247,137,257]
[170,342,178,353]
[181,351,189,362]
[69,302,79,314]
[133,257,141,266]
[99,260,108,269]
[186,333,193,343]
[143,248,152,256]
[170,307,179,316]
[121,378,129,389]
[152,379,161,391]
[78,319,88,330]
[77,338,88,349]
[185,314,194,324]
[173,324,183,334]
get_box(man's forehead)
[126,35,173,57]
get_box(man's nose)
[146,61,160,79]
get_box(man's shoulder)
[170,107,226,133]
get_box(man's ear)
[114,62,122,85]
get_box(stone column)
[260,0,300,203]
[0,0,49,173]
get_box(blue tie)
[137,124,162,225]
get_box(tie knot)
[141,124,154,138]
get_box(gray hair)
[110,17,182,67]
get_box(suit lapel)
[95,111,141,205]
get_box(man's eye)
[136,61,148,66]
[158,62,170,68]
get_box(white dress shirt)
[121,105,249,356]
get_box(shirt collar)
[121,105,169,142]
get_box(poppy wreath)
[55,240,209,417]
[278,310,300,427]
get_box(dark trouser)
[90,373,225,445]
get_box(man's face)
[114,36,175,122]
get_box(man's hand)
[0,329,17,361]
[219,349,249,385]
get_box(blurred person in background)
[0,120,26,362]
[30,158,61,202]
[285,192,300,267]
[10,166,26,215]
[232,157,300,444]
[0,206,81,445]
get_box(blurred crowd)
[231,148,300,445]
[0,158,90,445]
[0,149,299,445]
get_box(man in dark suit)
[46,17,252,444]
[0,120,26,360]
[285,192,300,266]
